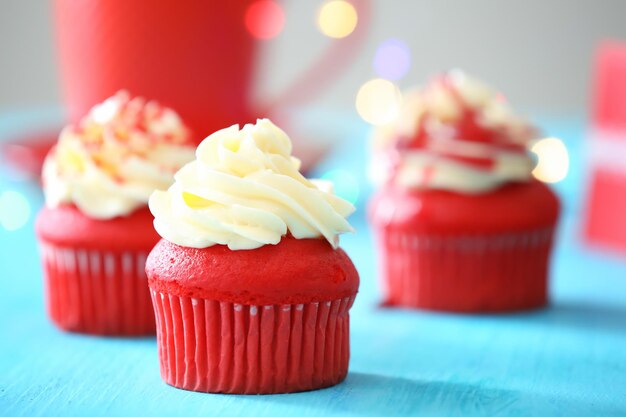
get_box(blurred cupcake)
[36,91,195,335]
[369,72,560,312]
[146,119,359,394]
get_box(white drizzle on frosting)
[371,72,537,193]
[149,119,355,250]
[42,91,195,219]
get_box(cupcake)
[146,119,359,394]
[369,72,560,312]
[36,91,195,335]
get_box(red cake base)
[36,205,160,335]
[151,292,354,394]
[146,237,359,394]
[376,228,553,312]
[370,181,560,313]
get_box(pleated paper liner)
[150,290,356,394]
[39,241,155,335]
[375,228,555,312]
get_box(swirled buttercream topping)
[149,119,355,250]
[42,91,195,219]
[371,72,537,193]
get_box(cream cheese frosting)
[42,91,195,219]
[149,119,355,250]
[371,72,537,193]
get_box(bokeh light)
[245,0,285,40]
[373,39,411,80]
[321,169,360,205]
[356,78,403,126]
[530,137,569,183]
[0,190,31,231]
[317,1,358,39]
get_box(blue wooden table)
[1,111,625,416]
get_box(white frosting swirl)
[371,72,537,194]
[43,91,195,219]
[394,147,534,193]
[149,119,355,250]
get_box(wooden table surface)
[1,112,625,416]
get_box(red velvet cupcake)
[146,119,359,394]
[36,91,194,335]
[369,72,560,312]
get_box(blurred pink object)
[584,40,626,253]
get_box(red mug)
[53,0,371,163]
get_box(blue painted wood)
[1,112,625,417]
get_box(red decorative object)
[54,0,257,144]
[52,0,371,160]
[584,41,626,253]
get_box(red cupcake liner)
[39,242,155,335]
[149,290,356,394]
[374,228,555,312]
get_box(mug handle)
[261,0,372,113]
